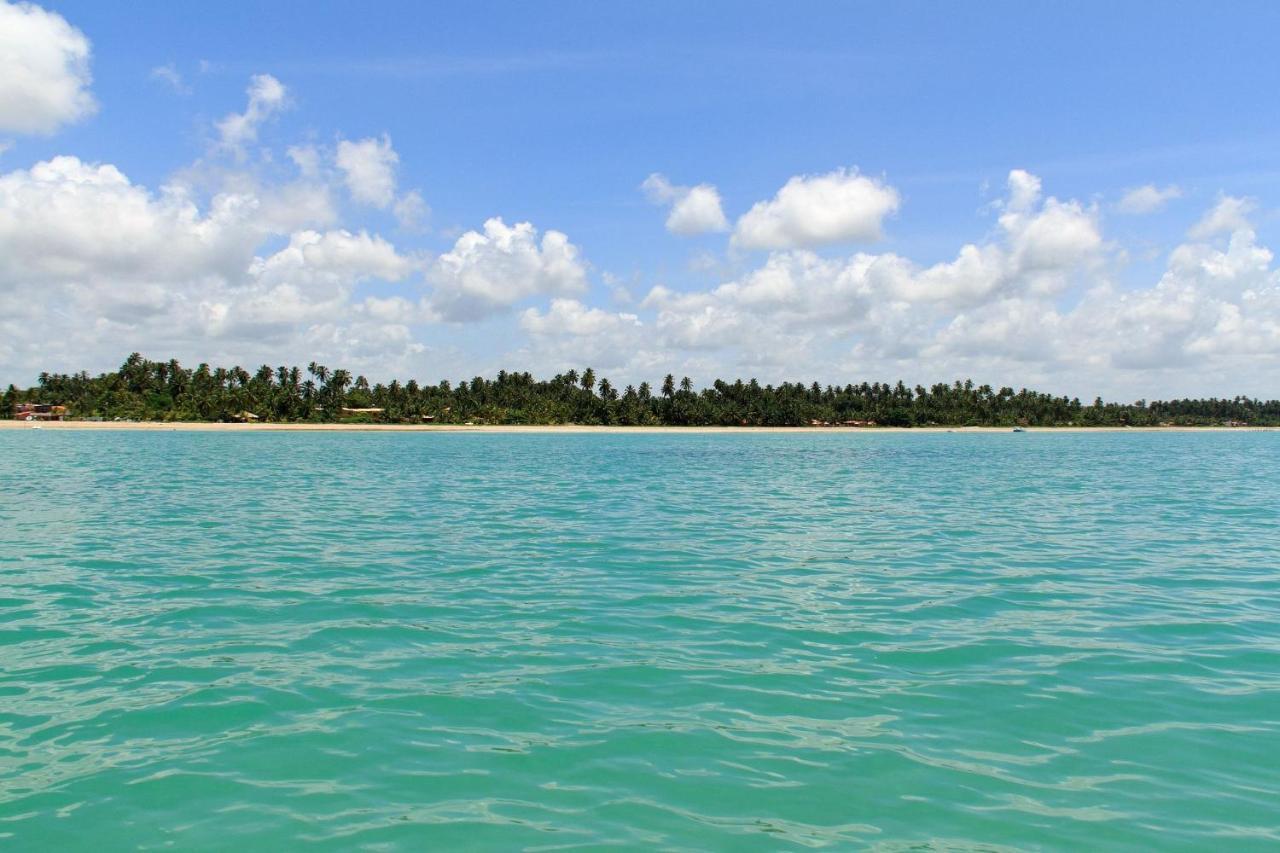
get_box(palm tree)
[327,369,352,406]
[308,361,329,387]
[11,352,1279,426]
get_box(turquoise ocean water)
[1,430,1277,850]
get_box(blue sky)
[2,0,1279,397]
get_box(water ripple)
[1,430,1278,849]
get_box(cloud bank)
[0,0,1277,400]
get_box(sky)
[2,0,1279,399]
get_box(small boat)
[1012,427,1026,433]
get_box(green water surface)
[1,430,1277,850]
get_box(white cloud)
[0,156,263,288]
[1005,169,1042,213]
[336,135,398,208]
[228,229,414,332]
[1001,198,1102,278]
[639,173,676,203]
[254,181,337,233]
[149,64,190,95]
[393,190,429,229]
[358,294,419,324]
[0,155,422,378]
[641,173,728,235]
[927,297,1065,365]
[426,217,588,321]
[517,298,648,375]
[335,135,428,228]
[1117,184,1182,214]
[521,298,640,337]
[627,180,1280,398]
[1065,222,1277,374]
[0,0,96,134]
[251,229,411,291]
[1188,195,1254,239]
[2,104,1277,402]
[287,144,323,179]
[638,171,1106,379]
[954,204,1276,395]
[670,187,729,236]
[602,270,636,305]
[731,168,900,250]
[216,74,287,153]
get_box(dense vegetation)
[6,353,1277,427]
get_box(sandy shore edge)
[1,420,1274,434]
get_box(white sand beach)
[1,420,1273,434]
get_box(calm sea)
[1,430,1277,850]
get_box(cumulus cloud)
[628,175,1280,398]
[0,0,96,134]
[221,229,414,333]
[0,156,262,288]
[639,170,1105,377]
[926,297,1065,366]
[522,298,640,338]
[1067,222,1277,375]
[641,173,729,235]
[252,229,410,291]
[336,135,398,208]
[1005,169,1042,213]
[996,172,1102,281]
[216,74,288,153]
[1188,195,1254,239]
[426,218,588,322]
[517,298,648,375]
[334,135,428,228]
[2,79,1277,405]
[731,168,900,250]
[0,155,421,378]
[1117,184,1182,214]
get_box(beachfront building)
[340,407,385,419]
[13,403,68,421]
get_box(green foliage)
[13,353,1280,427]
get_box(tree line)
[5,353,1277,427]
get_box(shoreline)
[1,420,1274,434]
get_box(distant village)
[9,401,1256,429]
[12,403,68,422]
